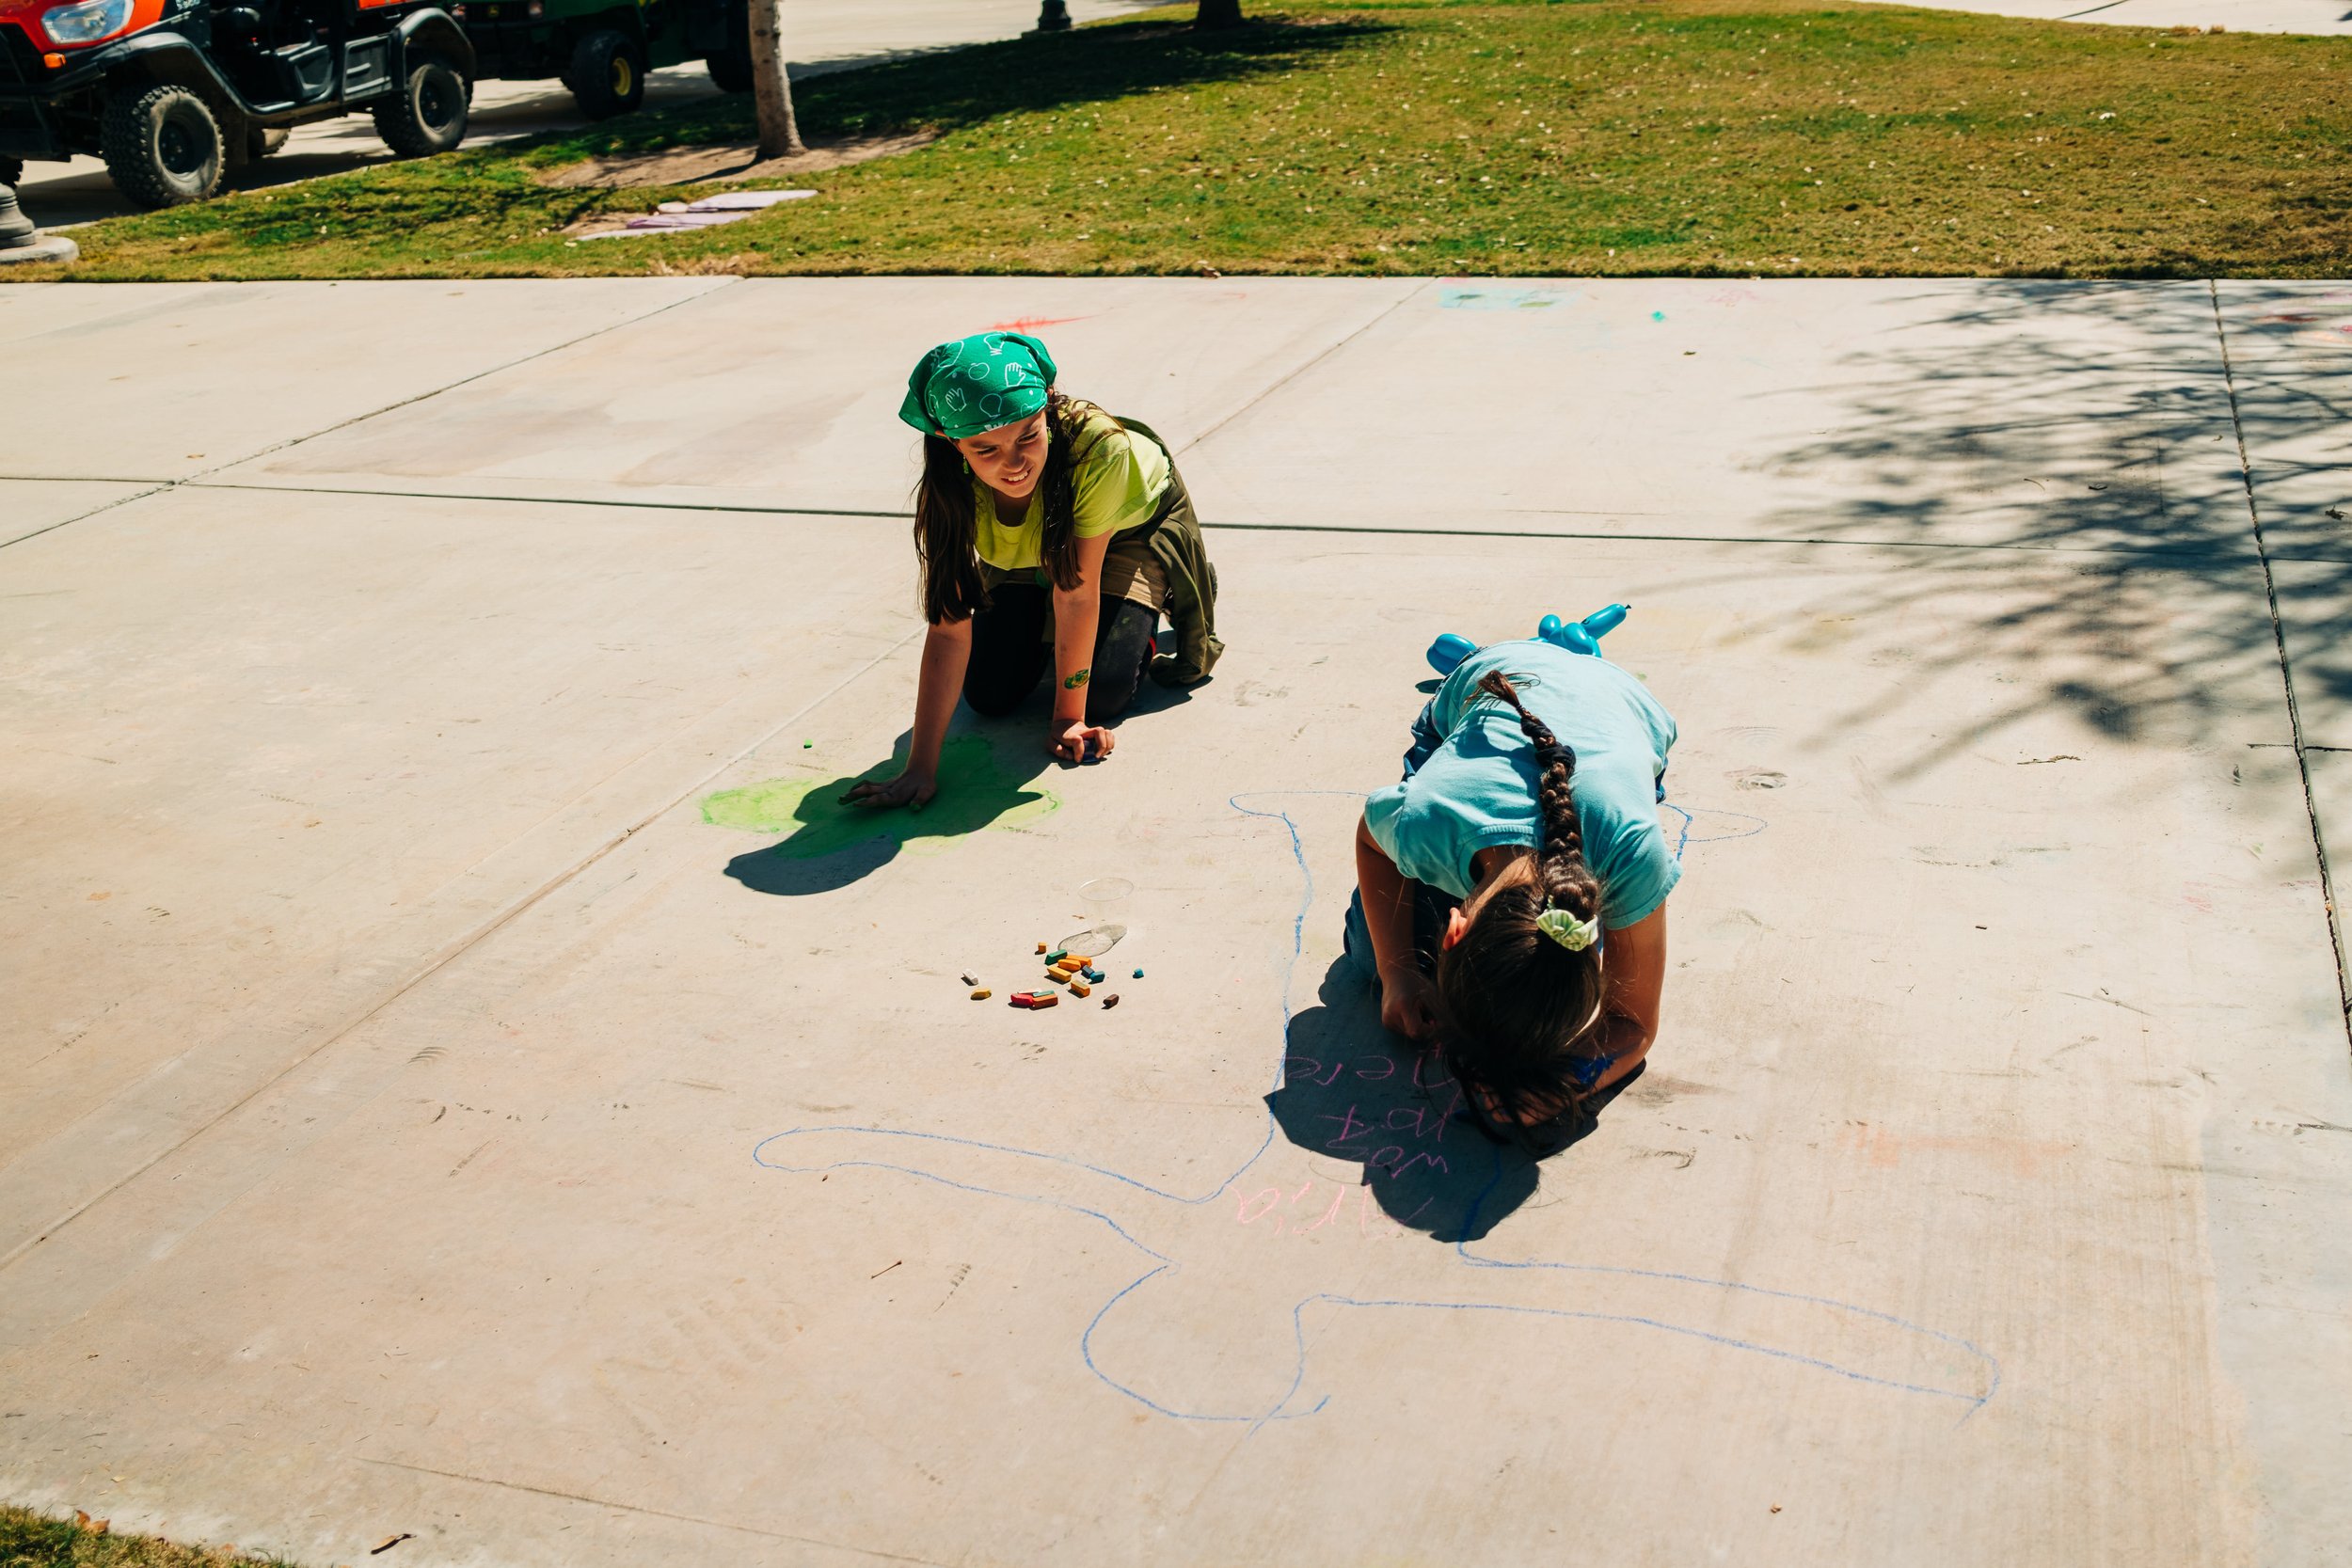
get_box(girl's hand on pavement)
[842,770,936,811]
[1378,965,1443,1042]
[1048,718,1115,765]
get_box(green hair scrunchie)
[1535,906,1601,953]
[898,330,1058,440]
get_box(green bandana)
[898,331,1058,440]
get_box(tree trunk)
[1196,0,1244,28]
[748,0,806,160]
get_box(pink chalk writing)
[1234,1180,1427,1239]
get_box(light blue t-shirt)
[1363,641,1679,929]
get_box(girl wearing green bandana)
[846,331,1222,811]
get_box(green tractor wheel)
[567,30,647,120]
[373,53,470,158]
[707,49,752,94]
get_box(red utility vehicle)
[0,0,473,207]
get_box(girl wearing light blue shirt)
[1350,639,1678,1133]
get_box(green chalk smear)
[701,734,1057,860]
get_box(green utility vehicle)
[452,0,747,120]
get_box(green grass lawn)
[25,0,2352,279]
[0,1505,303,1568]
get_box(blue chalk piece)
[1133,968,1144,979]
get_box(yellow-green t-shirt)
[971,410,1172,573]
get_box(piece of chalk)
[961,974,977,986]
[1045,948,1069,962]
[1083,968,1104,983]
[1008,993,1033,1008]
[803,739,814,748]
[1132,968,1144,979]
[1070,980,1091,998]
[971,989,992,1001]
[1036,942,1047,954]
[1103,993,1120,1009]
[1027,991,1059,1009]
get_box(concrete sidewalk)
[2,276,2349,1566]
[1856,0,2352,30]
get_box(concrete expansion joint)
[0,277,750,554]
[29,475,2338,569]
[2206,277,2352,1045]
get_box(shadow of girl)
[715,733,1058,896]
[1263,963,1524,1243]
[1268,961,1652,1243]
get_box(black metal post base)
[0,180,34,250]
[0,180,80,265]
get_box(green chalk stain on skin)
[702,734,1058,860]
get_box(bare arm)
[844,617,971,810]
[1356,813,1442,1040]
[1045,531,1118,764]
[1588,903,1667,1090]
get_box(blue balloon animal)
[1426,603,1630,675]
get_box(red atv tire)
[101,84,226,209]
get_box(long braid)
[1433,670,1612,1139]
[1475,671,1600,923]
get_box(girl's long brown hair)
[1435,671,1610,1129]
[912,390,1119,625]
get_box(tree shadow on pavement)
[1664,279,2352,784]
[718,730,1060,896]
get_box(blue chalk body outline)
[751,791,1998,1425]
